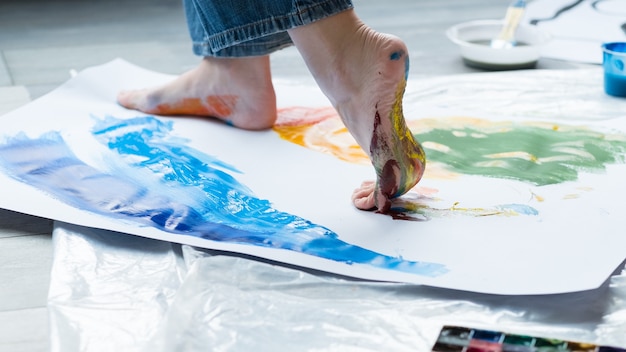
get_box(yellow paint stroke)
[449,201,509,217]
[484,151,538,163]
[391,198,536,219]
[562,186,594,200]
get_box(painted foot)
[347,54,426,213]
[289,10,426,212]
[117,56,277,130]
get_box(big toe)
[352,181,377,210]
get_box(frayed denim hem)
[191,0,353,57]
[192,32,294,57]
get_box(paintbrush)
[491,0,527,49]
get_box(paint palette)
[432,325,626,352]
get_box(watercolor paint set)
[432,325,626,352]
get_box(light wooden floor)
[0,0,591,350]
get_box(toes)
[352,181,377,210]
[351,180,393,212]
[351,180,375,200]
[116,90,142,110]
[116,90,131,107]
[351,180,391,212]
[353,194,376,211]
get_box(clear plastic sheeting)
[48,222,626,352]
[405,68,626,121]
[48,223,184,352]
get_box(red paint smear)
[152,95,237,117]
[276,106,338,126]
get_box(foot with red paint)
[117,56,277,130]
[288,9,426,212]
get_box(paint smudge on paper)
[0,115,447,277]
[417,117,626,186]
[274,107,626,218]
[388,196,539,221]
[274,109,626,186]
[274,107,368,163]
[528,0,584,25]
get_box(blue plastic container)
[603,42,626,97]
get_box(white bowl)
[446,20,552,70]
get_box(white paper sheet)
[524,0,626,64]
[1,59,626,294]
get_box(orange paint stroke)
[275,106,370,164]
[153,95,238,118]
[276,106,338,126]
[530,191,545,202]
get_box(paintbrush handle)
[496,1,526,42]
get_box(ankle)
[288,10,364,86]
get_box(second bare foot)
[117,56,277,130]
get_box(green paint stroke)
[418,122,626,186]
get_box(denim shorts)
[184,0,354,57]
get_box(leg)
[117,0,354,131]
[117,0,355,131]
[288,9,426,212]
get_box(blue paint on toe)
[390,51,403,61]
[404,55,410,80]
[390,50,410,80]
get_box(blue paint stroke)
[0,115,448,277]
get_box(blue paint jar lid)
[602,42,626,55]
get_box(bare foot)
[289,10,426,212]
[117,56,277,130]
